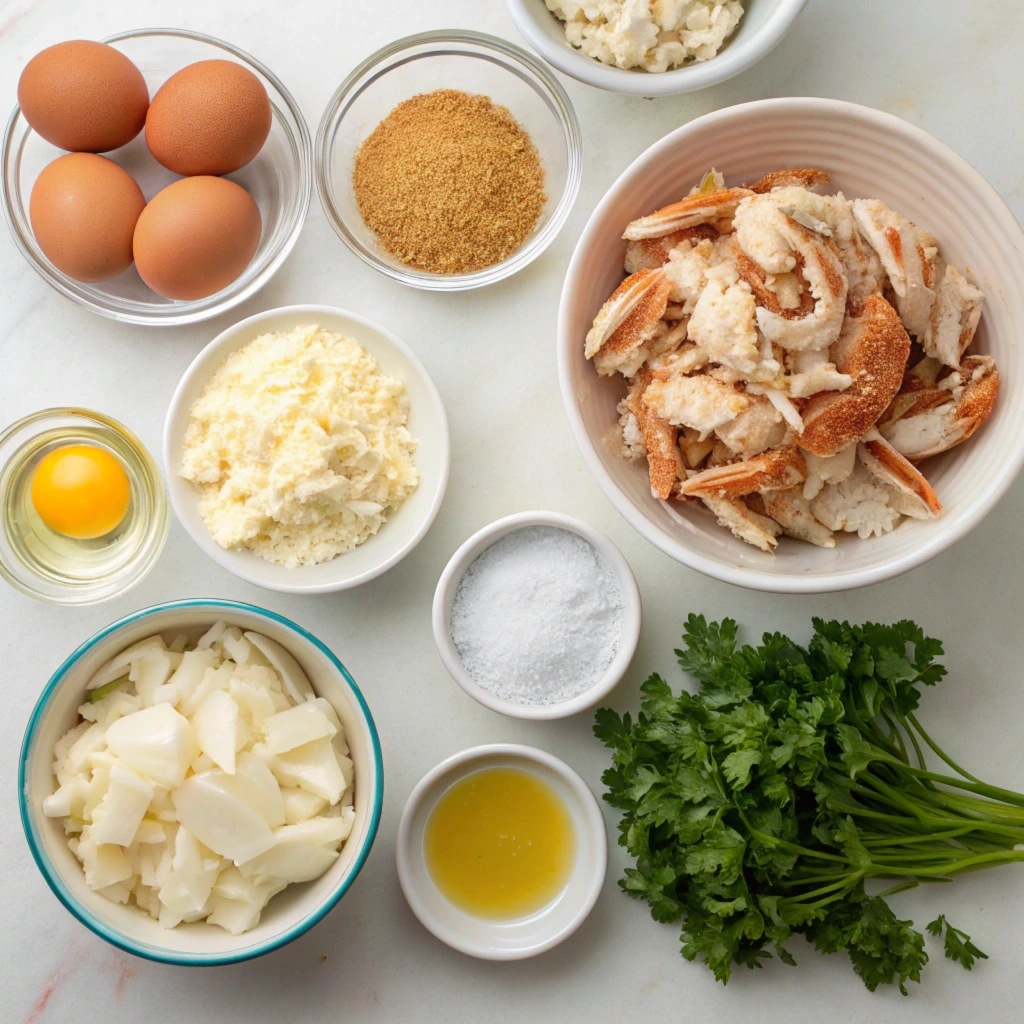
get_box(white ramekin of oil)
[396,744,607,960]
[0,408,168,604]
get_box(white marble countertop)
[2,0,1023,1020]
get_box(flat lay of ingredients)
[3,5,1023,1020]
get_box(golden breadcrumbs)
[352,89,547,275]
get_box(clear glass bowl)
[0,409,168,604]
[1,28,311,326]
[315,31,582,291]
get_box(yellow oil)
[424,767,575,920]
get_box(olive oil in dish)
[424,767,575,919]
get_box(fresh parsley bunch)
[594,615,1021,993]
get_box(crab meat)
[810,462,903,539]
[662,237,715,310]
[852,198,937,338]
[713,394,788,458]
[800,294,910,456]
[923,265,984,368]
[686,263,763,376]
[733,194,849,351]
[786,348,852,399]
[746,168,832,194]
[802,443,857,500]
[679,427,716,469]
[624,223,718,274]
[623,187,754,241]
[625,368,683,500]
[762,188,886,312]
[753,488,836,548]
[679,446,806,499]
[647,342,708,379]
[585,268,672,377]
[879,354,999,459]
[857,429,941,519]
[643,374,749,440]
[698,492,781,552]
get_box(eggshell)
[29,153,145,283]
[145,60,272,176]
[18,40,149,153]
[133,177,262,300]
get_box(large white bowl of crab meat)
[558,97,1024,593]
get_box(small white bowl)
[19,599,383,965]
[164,304,450,594]
[431,511,641,720]
[396,744,607,960]
[558,98,1024,593]
[506,0,808,96]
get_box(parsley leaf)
[595,615,1022,994]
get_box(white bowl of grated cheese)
[506,0,808,96]
[164,305,450,593]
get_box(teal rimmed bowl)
[18,599,383,965]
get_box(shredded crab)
[583,166,998,552]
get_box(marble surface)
[1,0,1023,1020]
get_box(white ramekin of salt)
[432,511,641,720]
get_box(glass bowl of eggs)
[0,408,168,604]
[1,28,311,326]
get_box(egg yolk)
[31,445,130,539]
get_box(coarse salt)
[449,526,624,706]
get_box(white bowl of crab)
[558,97,1024,593]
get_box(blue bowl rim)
[17,598,384,966]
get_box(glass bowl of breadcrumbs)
[315,31,582,291]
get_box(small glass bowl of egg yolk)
[0,408,167,604]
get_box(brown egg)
[30,153,145,282]
[145,60,272,176]
[133,176,262,300]
[18,40,149,152]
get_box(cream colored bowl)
[164,305,450,593]
[506,0,808,96]
[558,98,1024,593]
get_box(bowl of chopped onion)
[18,599,383,965]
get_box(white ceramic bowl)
[19,599,383,965]
[506,0,808,96]
[396,744,606,959]
[164,305,450,593]
[558,97,1024,593]
[431,511,641,719]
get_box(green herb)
[926,915,988,971]
[594,615,1022,994]
[86,675,129,703]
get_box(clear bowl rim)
[18,598,385,965]
[0,406,169,605]
[1,26,312,327]
[314,29,583,292]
